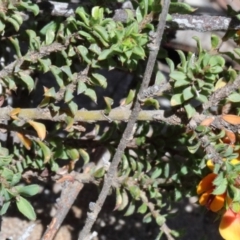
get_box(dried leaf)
[28,120,46,140]
[222,115,240,125]
[200,117,214,126]
[224,129,236,144]
[16,132,32,150]
[10,108,21,117]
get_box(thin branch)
[41,172,92,240]
[39,1,240,32]
[18,224,36,240]
[78,1,170,239]
[139,82,171,101]
[203,75,240,110]
[168,14,237,32]
[0,107,167,122]
[139,191,174,240]
[0,42,66,81]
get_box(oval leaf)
[16,132,32,150]
[16,196,36,220]
[222,115,240,125]
[28,120,46,140]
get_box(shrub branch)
[78,1,170,239]
[39,1,240,31]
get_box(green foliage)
[1,0,240,239]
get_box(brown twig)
[41,172,92,240]
[203,75,240,110]
[139,191,174,240]
[0,42,66,82]
[139,82,171,101]
[38,1,240,32]
[0,107,173,122]
[78,1,170,239]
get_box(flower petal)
[219,208,240,240]
[197,173,217,195]
[210,194,225,212]
[199,190,211,206]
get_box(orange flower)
[197,173,226,212]
[219,208,240,240]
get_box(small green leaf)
[143,213,152,223]
[76,7,90,26]
[155,71,165,84]
[174,78,189,87]
[135,7,143,23]
[125,89,135,105]
[156,215,166,226]
[104,97,113,115]
[84,88,97,103]
[93,25,109,43]
[66,148,79,161]
[68,101,78,115]
[137,203,147,214]
[184,103,196,118]
[17,72,34,92]
[124,200,136,216]
[6,17,20,31]
[183,86,194,101]
[77,45,91,64]
[61,65,73,78]
[228,92,240,102]
[9,37,22,57]
[151,168,162,179]
[78,30,95,42]
[170,93,183,106]
[143,98,159,109]
[37,141,52,163]
[19,2,39,16]
[211,34,220,49]
[40,21,58,35]
[132,46,145,58]
[11,173,21,186]
[98,49,113,61]
[170,71,186,81]
[16,196,36,220]
[15,184,40,197]
[44,87,56,98]
[176,50,186,68]
[92,30,109,47]
[187,141,201,154]
[91,73,107,88]
[0,201,11,215]
[38,58,51,73]
[50,66,64,87]
[164,163,170,178]
[89,43,101,55]
[79,149,89,164]
[77,81,87,95]
[128,186,140,200]
[45,29,55,45]
[118,189,129,211]
[169,2,196,14]
[91,6,103,21]
[93,167,105,178]
[193,36,202,54]
[0,20,6,32]
[64,89,74,103]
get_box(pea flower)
[197,173,226,212]
[219,208,240,240]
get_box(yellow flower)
[197,173,226,212]
[207,158,240,171]
[219,208,240,240]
